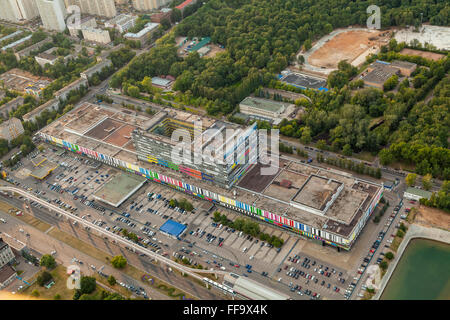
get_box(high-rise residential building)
[132,0,171,11]
[36,0,67,32]
[0,0,39,22]
[64,0,116,18]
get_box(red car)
[369,249,375,253]
[234,264,239,268]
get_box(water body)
[381,238,450,300]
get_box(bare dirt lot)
[203,44,225,58]
[414,205,450,231]
[400,48,445,61]
[308,30,388,69]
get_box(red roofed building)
[176,0,197,12]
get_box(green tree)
[107,275,116,286]
[385,252,394,260]
[40,254,56,269]
[379,261,388,271]
[422,173,432,190]
[37,271,53,286]
[111,255,127,269]
[405,173,417,187]
[342,144,352,156]
[80,276,96,294]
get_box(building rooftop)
[361,61,399,85]
[405,187,432,199]
[23,98,58,121]
[36,52,57,61]
[124,22,159,38]
[176,0,195,10]
[240,97,289,113]
[391,60,417,69]
[92,171,147,207]
[38,102,383,239]
[29,156,58,180]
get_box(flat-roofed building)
[150,9,171,23]
[403,187,432,201]
[35,52,58,67]
[37,102,383,250]
[391,60,417,77]
[360,60,399,89]
[223,273,290,300]
[22,98,59,122]
[176,0,197,13]
[124,22,159,45]
[14,37,52,60]
[80,59,112,80]
[81,27,111,44]
[0,96,24,119]
[239,96,294,123]
[105,14,137,33]
[54,77,88,101]
[0,117,24,141]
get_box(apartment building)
[0,0,39,22]
[36,0,67,32]
[64,0,116,18]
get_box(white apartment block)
[64,0,116,18]
[36,0,67,32]
[105,14,137,33]
[81,27,111,44]
[0,0,39,22]
[132,0,171,11]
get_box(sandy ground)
[308,30,388,69]
[400,48,445,61]
[414,205,450,231]
[394,25,450,51]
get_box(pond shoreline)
[375,224,450,300]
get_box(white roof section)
[124,22,159,38]
[224,273,290,300]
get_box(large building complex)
[36,0,67,32]
[64,0,116,18]
[37,102,383,251]
[0,0,39,22]
[132,0,171,11]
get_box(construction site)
[301,28,391,74]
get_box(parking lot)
[4,143,402,299]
